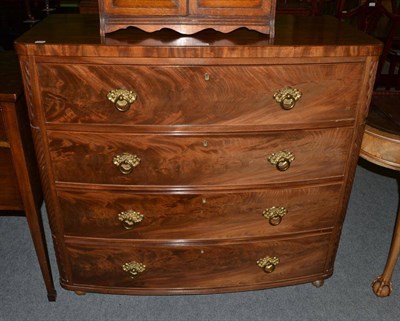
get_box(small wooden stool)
[360,92,400,297]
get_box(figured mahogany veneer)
[59,183,340,239]
[65,234,330,294]
[38,63,362,127]
[47,128,352,186]
[15,14,382,296]
[98,0,276,36]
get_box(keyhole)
[204,73,210,81]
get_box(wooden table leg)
[372,176,400,297]
[24,204,57,301]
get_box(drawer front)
[38,63,363,126]
[66,234,330,290]
[190,0,271,16]
[0,148,22,209]
[48,128,352,186]
[59,183,341,239]
[102,0,188,15]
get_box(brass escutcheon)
[122,261,146,278]
[107,88,138,112]
[118,210,144,229]
[267,150,295,171]
[273,87,302,110]
[262,206,287,226]
[257,256,280,273]
[113,153,141,175]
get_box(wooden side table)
[360,93,400,297]
[0,51,56,301]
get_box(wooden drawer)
[38,63,363,127]
[48,128,352,186]
[65,233,331,292]
[0,148,22,209]
[59,183,341,239]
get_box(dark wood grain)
[59,183,340,240]
[0,111,7,142]
[47,128,352,186]
[80,0,99,14]
[38,62,362,127]
[65,233,330,292]
[14,15,382,58]
[0,147,22,209]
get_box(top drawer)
[38,63,363,128]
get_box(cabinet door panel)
[103,0,188,15]
[190,0,272,16]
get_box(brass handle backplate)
[267,150,295,171]
[118,210,144,229]
[257,256,280,273]
[122,261,146,278]
[107,88,138,112]
[262,207,287,226]
[273,87,302,110]
[113,153,141,175]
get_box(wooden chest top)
[15,14,382,58]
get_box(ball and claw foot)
[74,291,87,296]
[372,275,393,297]
[312,280,325,288]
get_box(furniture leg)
[24,204,57,301]
[372,176,400,297]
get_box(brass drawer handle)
[267,150,295,171]
[262,207,287,226]
[122,261,146,278]
[118,210,144,229]
[107,88,138,112]
[113,153,141,175]
[273,87,302,110]
[257,256,280,273]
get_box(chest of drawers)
[15,14,382,295]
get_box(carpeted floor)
[1,162,399,321]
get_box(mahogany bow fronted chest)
[15,14,381,295]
